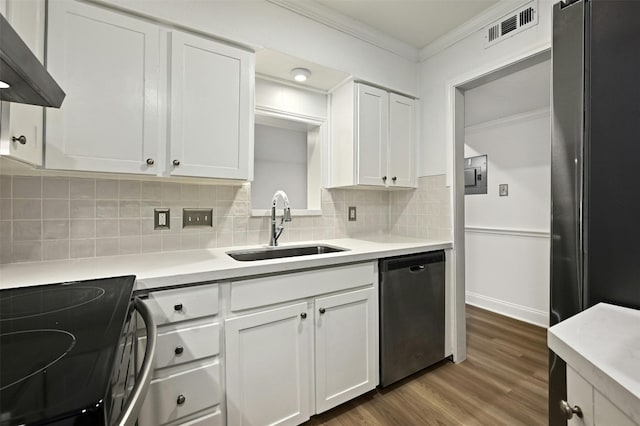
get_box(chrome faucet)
[270,190,292,247]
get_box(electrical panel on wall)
[484,1,538,48]
[464,155,487,195]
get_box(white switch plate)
[348,206,357,221]
[154,208,170,230]
[499,184,508,196]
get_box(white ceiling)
[314,0,499,49]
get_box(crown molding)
[419,0,532,62]
[266,0,419,62]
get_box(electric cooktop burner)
[0,329,76,390]
[0,286,105,321]
[0,276,135,426]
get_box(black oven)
[0,276,157,426]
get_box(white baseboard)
[466,291,548,328]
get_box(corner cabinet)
[0,0,45,166]
[329,80,416,189]
[225,263,379,426]
[45,0,254,180]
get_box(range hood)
[0,13,65,108]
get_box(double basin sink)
[227,244,346,262]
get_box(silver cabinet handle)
[392,176,397,183]
[11,135,26,145]
[560,400,583,419]
[177,394,186,405]
[173,159,180,166]
[174,346,184,355]
[382,176,387,183]
[146,158,154,165]
[174,303,183,311]
[300,312,307,319]
[319,308,326,314]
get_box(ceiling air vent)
[484,1,538,48]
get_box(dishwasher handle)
[409,265,426,273]
[116,297,157,426]
[380,250,444,272]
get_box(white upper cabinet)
[169,31,253,179]
[45,1,254,180]
[0,0,45,166]
[329,80,416,189]
[46,0,160,174]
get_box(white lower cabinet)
[225,302,313,426]
[314,288,377,412]
[566,366,638,426]
[225,264,378,425]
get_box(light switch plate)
[499,184,509,197]
[154,208,170,230]
[348,206,357,221]
[183,208,213,228]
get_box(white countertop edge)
[0,236,452,291]
[548,303,640,423]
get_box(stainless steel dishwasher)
[379,250,445,387]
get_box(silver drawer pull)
[177,394,186,405]
[174,346,184,355]
[174,303,183,312]
[12,135,26,145]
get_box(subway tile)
[0,199,10,220]
[96,219,118,238]
[180,184,199,201]
[140,201,161,218]
[119,180,140,199]
[0,242,11,264]
[119,200,140,218]
[198,185,216,202]
[13,176,41,198]
[43,177,69,199]
[96,238,119,257]
[13,221,41,241]
[43,220,69,240]
[70,219,95,239]
[70,239,95,259]
[0,221,11,240]
[70,200,95,218]
[96,200,118,218]
[43,240,70,261]
[13,199,41,220]
[161,183,180,201]
[140,219,155,235]
[12,241,42,262]
[0,176,11,198]
[43,199,69,219]
[119,219,141,236]
[69,178,95,199]
[96,179,118,199]
[141,181,162,200]
[161,234,180,252]
[180,234,199,250]
[140,235,161,253]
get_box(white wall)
[463,60,551,327]
[255,78,327,120]
[97,0,418,95]
[252,124,307,209]
[418,0,554,177]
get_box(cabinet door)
[315,287,377,413]
[388,93,415,188]
[0,0,45,166]
[225,302,312,426]
[356,83,388,186]
[169,31,253,179]
[567,366,594,426]
[46,0,160,174]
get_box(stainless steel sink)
[227,244,347,262]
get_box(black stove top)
[0,276,135,425]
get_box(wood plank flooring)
[305,305,548,426]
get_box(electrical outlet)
[154,208,170,230]
[348,206,357,221]
[499,184,509,197]
[183,208,213,228]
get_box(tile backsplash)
[0,173,449,264]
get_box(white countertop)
[548,303,640,423]
[0,236,451,291]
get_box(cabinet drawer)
[145,284,219,325]
[231,262,375,311]
[140,322,220,370]
[138,362,221,426]
[172,410,223,426]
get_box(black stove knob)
[177,394,186,405]
[174,303,183,312]
[175,346,184,355]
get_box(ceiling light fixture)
[0,80,10,89]
[290,68,311,82]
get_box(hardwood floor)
[305,305,548,425]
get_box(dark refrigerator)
[550,0,640,425]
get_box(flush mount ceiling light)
[290,68,311,82]
[0,80,10,89]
